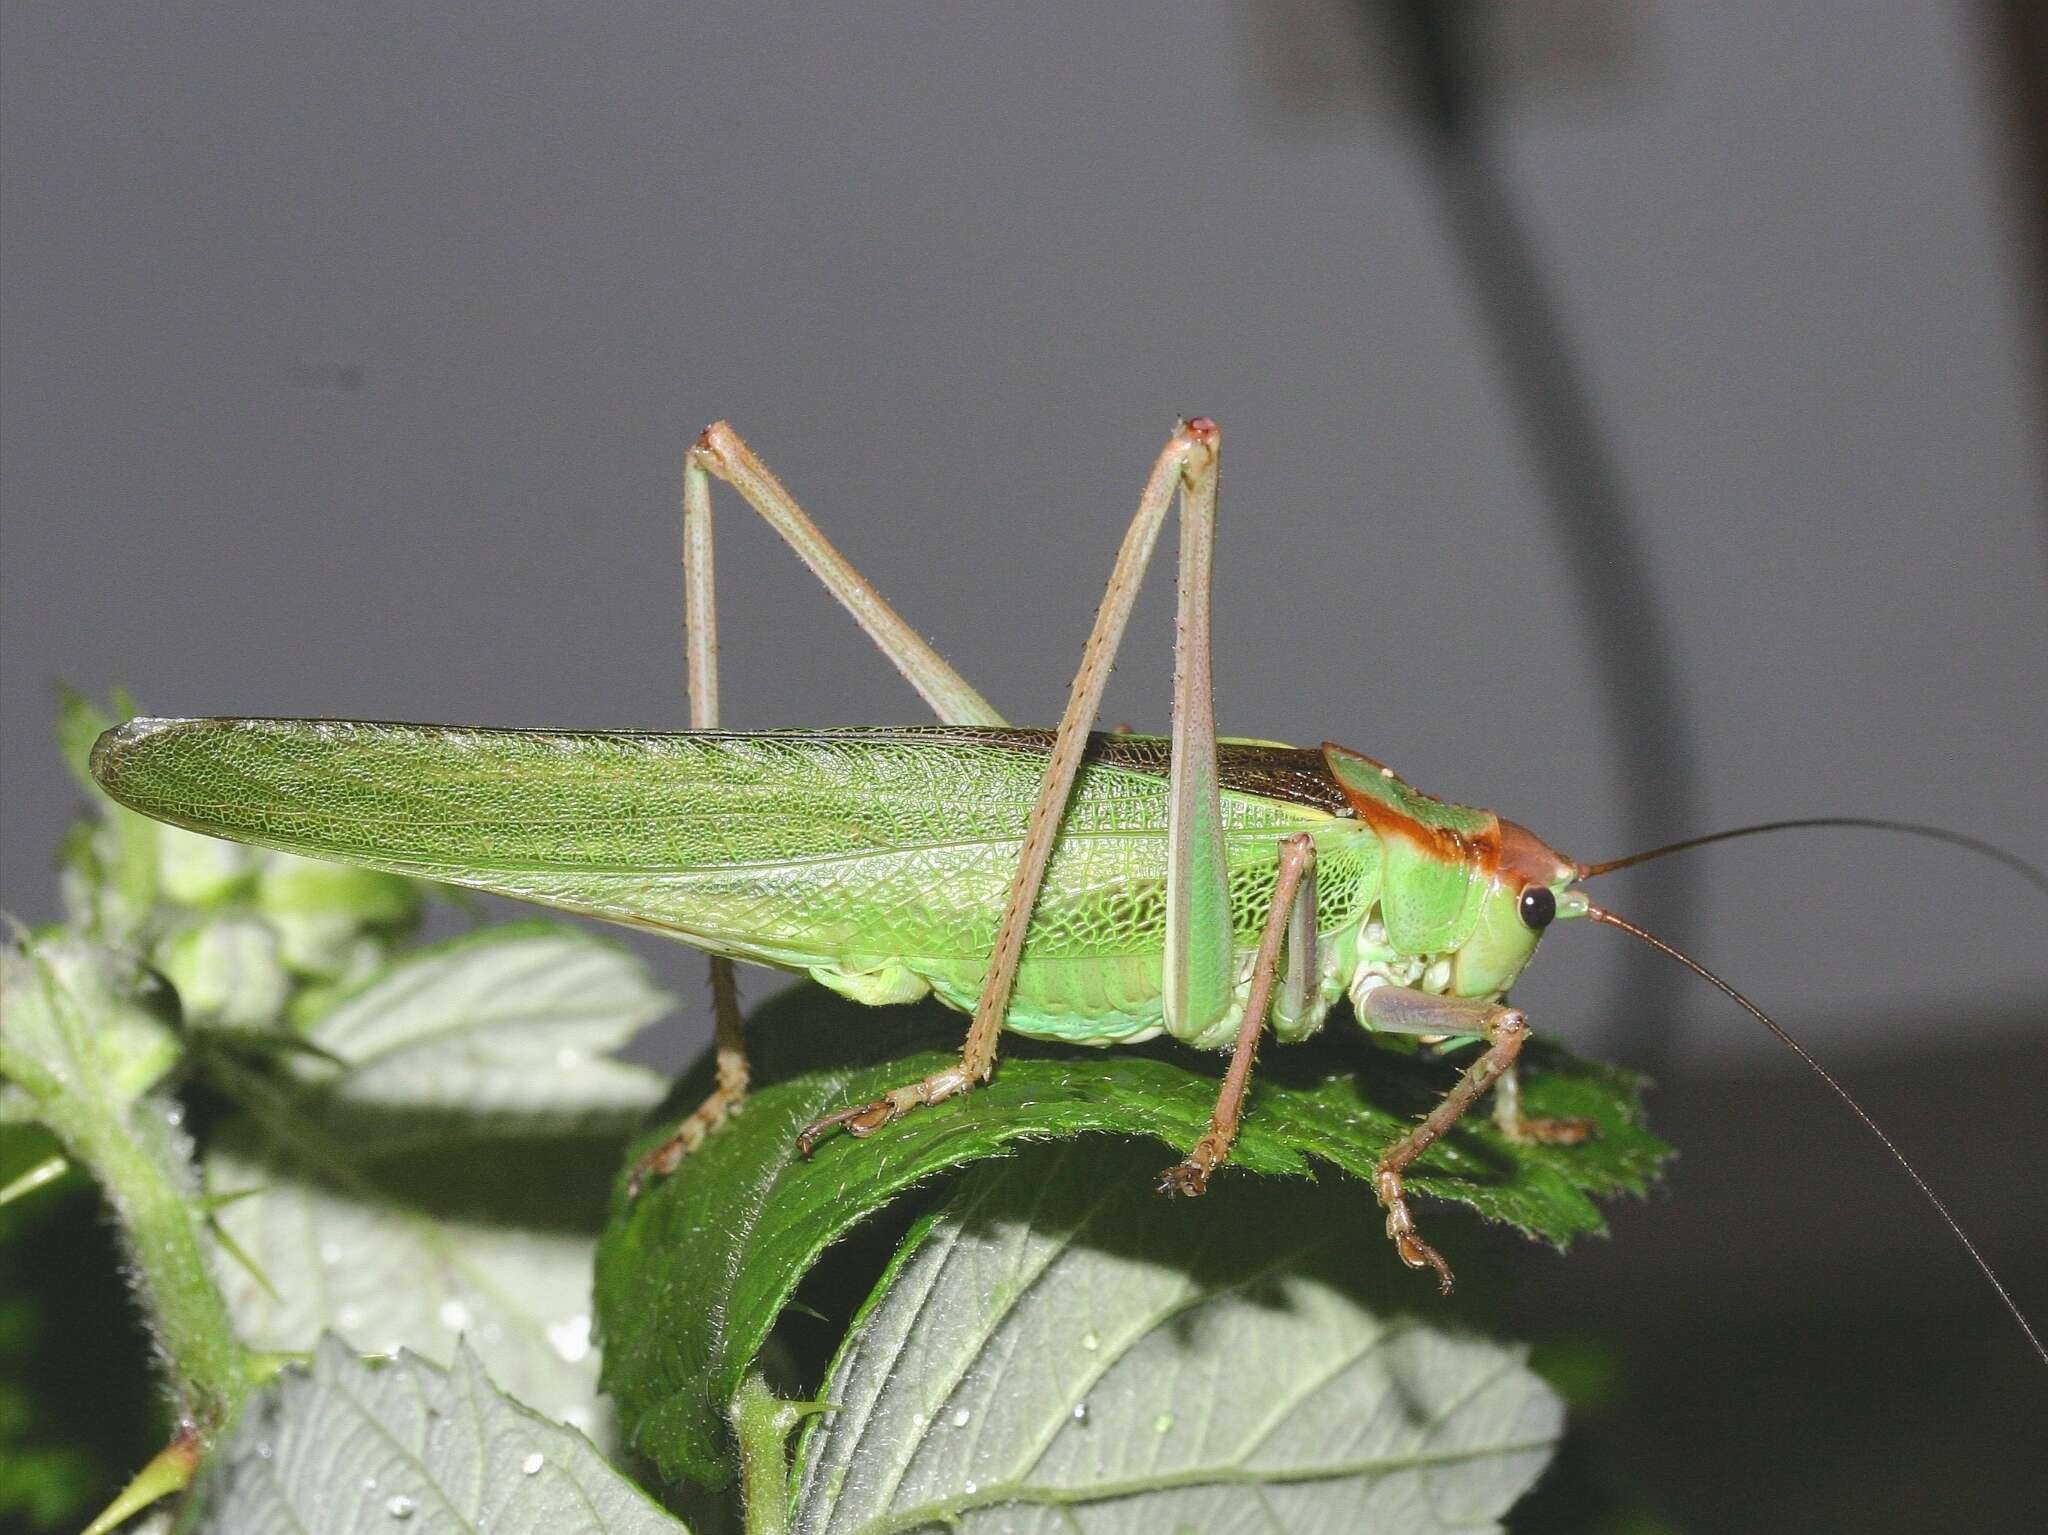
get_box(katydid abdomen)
[91,717,1387,1047]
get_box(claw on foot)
[794,1064,975,1157]
[1391,1229,1456,1295]
[1508,1114,1597,1146]
[627,1090,743,1199]
[794,1097,898,1157]
[1156,1159,1211,1198]
[1156,1128,1230,1198]
[1375,1167,1456,1295]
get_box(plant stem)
[45,1089,249,1436]
[4,940,249,1440]
[731,1371,803,1535]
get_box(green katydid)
[88,418,2045,1360]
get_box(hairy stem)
[55,1089,250,1435]
[3,971,247,1435]
[731,1371,804,1535]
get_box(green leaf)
[597,986,1666,1487]
[153,916,290,1031]
[155,827,258,911]
[288,923,674,1146]
[185,1335,691,1533]
[0,934,182,1117]
[253,852,421,925]
[254,852,424,981]
[792,1141,1561,1533]
[202,926,674,1441]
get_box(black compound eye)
[1518,885,1557,931]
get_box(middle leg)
[1158,831,1319,1196]
[1489,1062,1597,1147]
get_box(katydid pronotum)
[90,418,2046,1361]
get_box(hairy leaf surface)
[188,1335,689,1533]
[206,926,671,1438]
[598,986,1664,1486]
[288,923,672,1145]
[792,1142,1561,1533]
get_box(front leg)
[1358,985,1593,1293]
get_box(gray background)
[4,3,2046,1526]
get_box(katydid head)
[1317,742,1591,997]
[1446,817,1582,998]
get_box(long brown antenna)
[1579,817,2048,898]
[1584,902,2046,1368]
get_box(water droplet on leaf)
[545,1313,592,1362]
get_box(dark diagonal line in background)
[1374,0,1700,1073]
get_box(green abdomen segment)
[92,720,1380,1045]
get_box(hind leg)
[630,424,1005,1195]
[797,417,1235,1151]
